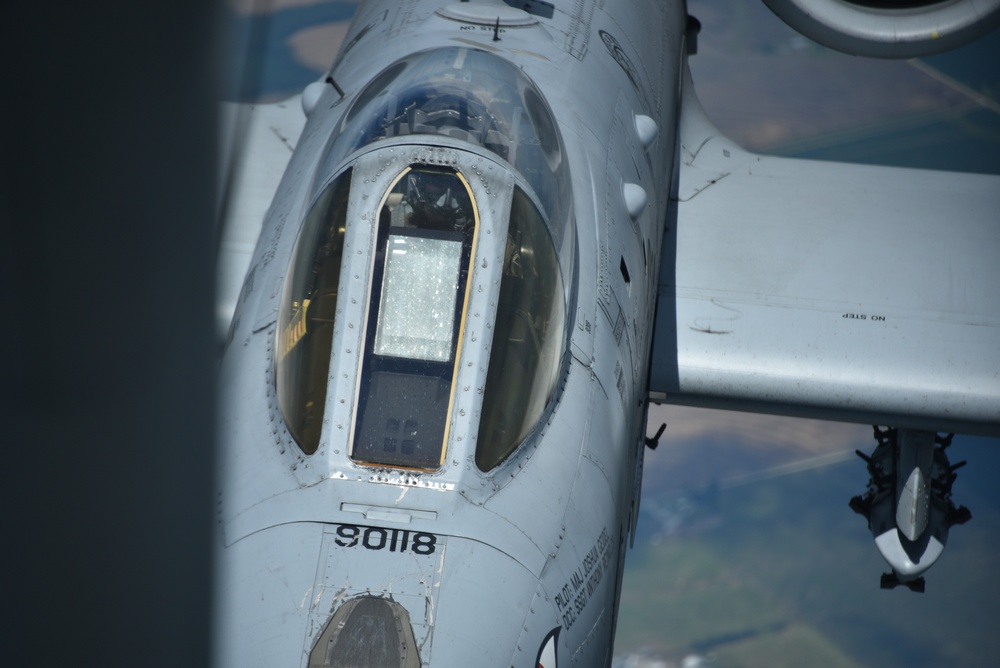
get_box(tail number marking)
[334,523,437,555]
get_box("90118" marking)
[334,523,437,555]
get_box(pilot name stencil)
[553,528,613,630]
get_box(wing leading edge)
[649,67,1000,436]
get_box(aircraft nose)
[874,528,944,579]
[216,521,551,667]
[307,527,547,666]
[309,595,421,667]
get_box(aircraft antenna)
[325,75,345,98]
[645,422,667,450]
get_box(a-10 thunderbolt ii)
[214,0,1000,665]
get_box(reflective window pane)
[375,235,462,363]
[276,169,352,455]
[476,187,566,471]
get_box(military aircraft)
[214,0,1000,665]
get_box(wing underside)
[650,67,1000,436]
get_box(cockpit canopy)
[275,48,575,473]
[320,47,573,274]
[277,159,568,472]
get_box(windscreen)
[320,47,573,295]
[352,166,478,470]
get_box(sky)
[218,1,1000,665]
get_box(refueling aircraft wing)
[217,96,306,337]
[649,67,1000,437]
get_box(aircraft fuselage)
[215,1,686,665]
